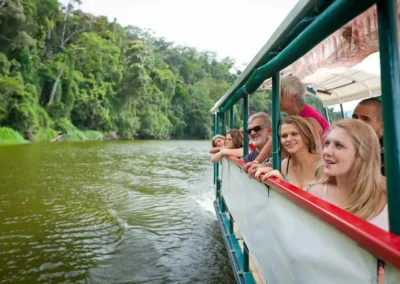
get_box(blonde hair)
[281,76,306,107]
[279,116,319,158]
[321,119,386,220]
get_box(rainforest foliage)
[0,0,341,143]
[0,0,239,142]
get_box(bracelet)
[254,160,260,164]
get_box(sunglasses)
[246,125,269,135]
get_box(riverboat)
[211,0,400,283]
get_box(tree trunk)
[47,59,67,107]
[0,0,6,10]
[60,1,70,50]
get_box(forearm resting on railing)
[211,148,243,163]
[255,139,272,163]
[209,147,222,154]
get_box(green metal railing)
[377,0,400,235]
[220,112,226,135]
[213,113,219,186]
[214,0,400,237]
[213,0,400,282]
[230,107,235,129]
[271,73,281,171]
[219,0,376,113]
[213,108,253,283]
[243,96,249,157]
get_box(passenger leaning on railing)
[254,116,323,191]
[308,119,388,231]
[243,112,272,164]
[210,130,243,163]
[209,134,226,154]
[244,75,329,175]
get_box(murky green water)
[0,141,234,283]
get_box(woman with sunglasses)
[211,129,243,163]
[254,116,323,192]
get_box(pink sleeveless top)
[299,104,330,143]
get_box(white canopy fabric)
[305,52,381,106]
[260,52,382,107]
[211,1,395,112]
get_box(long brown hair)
[279,116,319,158]
[320,119,386,220]
[226,129,243,149]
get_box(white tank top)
[369,204,389,231]
[323,184,389,231]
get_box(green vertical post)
[214,113,219,187]
[377,0,400,235]
[228,213,234,234]
[220,196,226,212]
[324,107,331,124]
[272,72,281,171]
[243,96,249,157]
[214,112,219,136]
[340,103,345,119]
[243,243,249,273]
[230,107,234,129]
[220,112,226,135]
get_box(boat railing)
[215,156,400,284]
[212,0,400,282]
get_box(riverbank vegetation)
[0,0,239,143]
[0,0,341,145]
[0,127,27,144]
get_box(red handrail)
[224,155,400,270]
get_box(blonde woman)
[309,119,387,230]
[255,116,323,191]
[211,130,243,163]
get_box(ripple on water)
[0,141,234,283]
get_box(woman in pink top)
[280,75,330,145]
[309,119,388,231]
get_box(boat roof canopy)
[306,67,381,107]
[211,0,386,112]
[210,0,320,114]
[261,52,382,107]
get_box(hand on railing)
[261,170,284,181]
[254,167,284,182]
[254,166,273,181]
[243,161,256,173]
[244,161,266,178]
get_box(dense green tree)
[249,90,272,114]
[0,1,239,141]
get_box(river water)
[0,141,234,283]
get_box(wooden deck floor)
[233,220,266,284]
